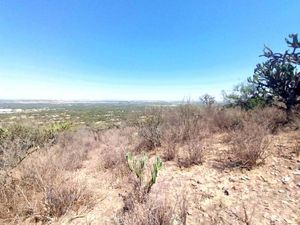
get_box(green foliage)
[248,34,300,111]
[126,152,162,193]
[0,127,8,139]
[223,83,271,110]
[0,122,72,169]
[44,122,72,140]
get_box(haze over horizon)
[0,1,299,101]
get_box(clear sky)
[0,0,299,101]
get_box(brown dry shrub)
[0,173,23,221]
[175,103,202,142]
[98,128,133,177]
[161,127,178,161]
[162,104,208,143]
[0,167,91,223]
[54,128,93,170]
[289,110,300,130]
[0,128,94,223]
[208,107,244,132]
[226,122,270,169]
[101,145,126,170]
[293,142,300,157]
[162,143,177,162]
[135,108,163,151]
[116,198,173,225]
[249,107,287,133]
[177,140,205,168]
[42,179,89,219]
[116,192,188,225]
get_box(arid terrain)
[0,102,299,225]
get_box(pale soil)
[21,129,300,225]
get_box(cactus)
[125,152,134,172]
[126,152,147,182]
[150,156,162,184]
[126,152,163,194]
[146,156,162,193]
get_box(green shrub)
[0,122,72,169]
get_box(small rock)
[278,189,285,193]
[270,215,280,223]
[224,190,229,196]
[288,166,292,170]
[292,171,300,176]
[281,176,291,184]
[297,183,300,188]
[240,175,250,181]
[284,218,294,224]
[229,177,236,182]
[191,183,197,188]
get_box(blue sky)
[0,0,299,101]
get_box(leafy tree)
[223,83,271,110]
[199,94,215,107]
[248,34,300,111]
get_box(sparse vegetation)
[1,75,300,224]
